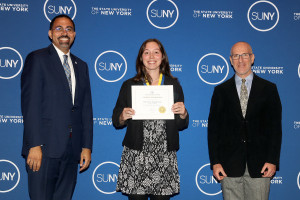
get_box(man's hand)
[261,163,276,177]
[27,146,42,172]
[80,148,91,172]
[213,164,227,181]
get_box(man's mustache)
[58,36,70,40]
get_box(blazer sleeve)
[207,86,224,166]
[265,84,282,169]
[21,53,44,148]
[81,63,93,150]
[112,81,129,129]
[173,80,189,130]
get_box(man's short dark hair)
[49,14,75,31]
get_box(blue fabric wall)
[1,0,300,199]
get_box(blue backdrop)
[1,0,300,199]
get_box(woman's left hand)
[172,102,187,119]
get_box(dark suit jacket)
[208,74,282,178]
[112,76,189,151]
[21,44,93,160]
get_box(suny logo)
[297,172,300,190]
[92,161,120,194]
[146,0,179,29]
[0,160,20,193]
[197,53,229,85]
[247,0,279,32]
[0,47,23,80]
[44,0,77,22]
[94,50,127,82]
[195,163,222,196]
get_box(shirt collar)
[52,43,70,58]
[235,72,253,84]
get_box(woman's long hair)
[133,39,176,84]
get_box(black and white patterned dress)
[116,120,180,195]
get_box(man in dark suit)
[21,14,93,200]
[208,42,282,200]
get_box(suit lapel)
[71,54,79,105]
[48,45,72,103]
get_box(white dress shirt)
[52,44,76,104]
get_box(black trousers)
[26,139,78,200]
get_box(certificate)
[132,85,174,120]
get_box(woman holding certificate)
[112,39,189,200]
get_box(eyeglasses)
[231,53,252,60]
[53,26,74,33]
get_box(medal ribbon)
[145,73,163,86]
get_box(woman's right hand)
[119,108,135,125]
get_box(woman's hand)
[172,102,187,119]
[119,108,135,125]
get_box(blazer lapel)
[245,74,261,119]
[227,76,244,118]
[48,45,72,103]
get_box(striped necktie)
[63,55,72,93]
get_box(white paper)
[132,85,174,120]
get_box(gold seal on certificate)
[132,85,174,120]
[159,106,166,113]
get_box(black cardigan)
[112,76,189,151]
